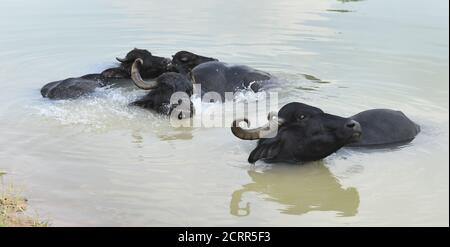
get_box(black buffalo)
[41,48,173,100]
[115,48,171,79]
[171,51,273,100]
[170,50,218,74]
[231,102,421,164]
[40,48,273,102]
[189,61,274,99]
[231,102,362,163]
[40,69,130,100]
[40,48,275,117]
[169,51,275,98]
[129,59,194,119]
[40,49,218,100]
[266,103,421,147]
[170,51,274,98]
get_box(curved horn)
[116,57,128,63]
[231,112,283,140]
[131,58,159,90]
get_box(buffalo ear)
[248,139,283,163]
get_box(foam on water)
[32,87,155,129]
[31,85,278,130]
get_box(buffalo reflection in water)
[230,162,359,217]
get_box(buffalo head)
[130,59,194,119]
[116,48,171,79]
[170,51,217,74]
[232,102,362,163]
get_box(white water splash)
[31,86,276,130]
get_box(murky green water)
[0,0,448,226]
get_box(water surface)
[0,0,448,226]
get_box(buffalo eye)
[297,114,307,121]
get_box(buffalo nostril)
[346,120,361,131]
[347,122,355,128]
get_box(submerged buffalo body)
[41,77,102,100]
[347,109,420,147]
[190,61,274,98]
[40,69,133,100]
[231,102,362,163]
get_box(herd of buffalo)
[40,48,420,164]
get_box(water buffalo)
[231,102,362,163]
[231,102,421,164]
[40,71,129,100]
[189,61,274,99]
[129,59,194,119]
[41,48,172,100]
[170,51,274,98]
[270,103,421,147]
[126,51,275,101]
[116,48,171,79]
[41,48,274,102]
[170,51,218,74]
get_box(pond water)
[0,0,448,226]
